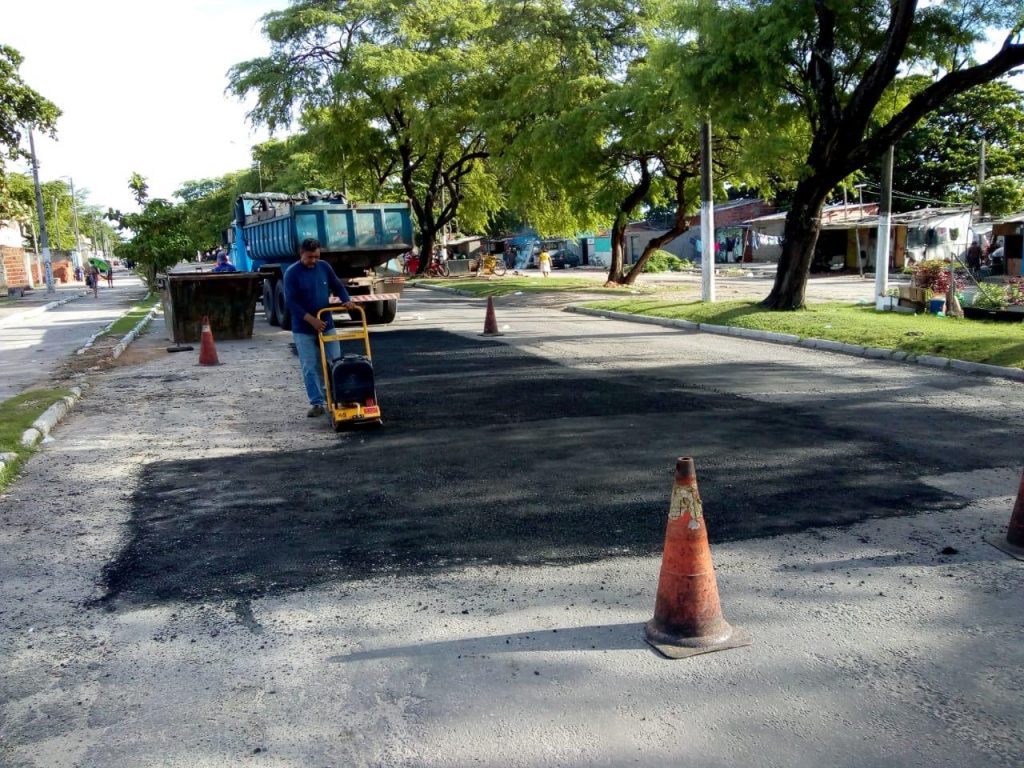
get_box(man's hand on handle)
[305,313,328,333]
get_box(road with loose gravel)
[0,286,1021,768]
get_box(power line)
[857,182,969,208]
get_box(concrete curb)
[18,385,88,449]
[0,291,88,330]
[112,304,160,360]
[0,451,16,477]
[565,305,1024,384]
[412,282,485,299]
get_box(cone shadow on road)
[97,329,989,609]
[328,622,642,663]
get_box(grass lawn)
[104,292,159,338]
[417,276,646,297]
[0,388,74,491]
[582,299,1024,369]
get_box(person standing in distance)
[284,238,356,417]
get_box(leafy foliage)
[229,0,502,266]
[0,45,59,186]
[886,81,1024,209]
[641,250,693,272]
[972,278,1024,309]
[911,259,968,296]
[107,196,195,288]
[678,0,1024,309]
[1,170,119,254]
[980,175,1024,217]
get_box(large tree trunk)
[621,174,691,285]
[606,211,629,285]
[417,225,437,275]
[605,162,651,286]
[761,177,832,310]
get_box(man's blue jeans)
[293,331,340,406]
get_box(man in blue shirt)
[212,252,237,273]
[284,238,355,417]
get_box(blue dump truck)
[226,191,413,326]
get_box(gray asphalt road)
[1,287,1021,767]
[0,272,147,400]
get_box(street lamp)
[26,127,55,294]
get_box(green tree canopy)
[0,45,59,203]
[108,195,195,288]
[680,0,1024,309]
[229,0,502,266]
[883,80,1024,210]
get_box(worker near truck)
[284,238,357,417]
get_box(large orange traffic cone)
[644,457,751,659]
[198,316,220,366]
[479,296,504,337]
[990,468,1024,560]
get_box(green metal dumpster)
[158,272,262,343]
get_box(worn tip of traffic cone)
[988,469,1024,560]
[675,457,696,484]
[479,296,504,337]
[198,316,220,366]
[644,456,751,660]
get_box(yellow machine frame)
[316,305,382,429]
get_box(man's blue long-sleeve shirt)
[283,260,352,335]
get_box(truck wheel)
[364,299,397,325]
[275,280,291,330]
[263,280,279,326]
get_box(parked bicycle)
[475,253,507,276]
[426,254,450,277]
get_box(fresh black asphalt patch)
[100,329,988,608]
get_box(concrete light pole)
[27,128,55,294]
[874,146,894,310]
[700,120,716,303]
[62,176,83,268]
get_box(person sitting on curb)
[283,238,356,418]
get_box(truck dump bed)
[235,192,413,277]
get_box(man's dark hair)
[300,238,321,253]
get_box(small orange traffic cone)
[644,457,751,659]
[990,468,1024,560]
[479,296,504,336]
[198,316,220,366]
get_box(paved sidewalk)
[0,272,148,400]
[0,281,89,325]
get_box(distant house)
[821,207,973,271]
[990,212,1024,276]
[744,203,879,265]
[624,198,774,264]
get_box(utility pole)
[700,120,716,303]
[854,184,865,279]
[978,138,987,218]
[28,128,55,293]
[69,177,82,268]
[874,146,894,310]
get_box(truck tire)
[263,280,279,326]
[275,280,291,330]
[363,298,397,325]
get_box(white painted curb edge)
[18,384,89,450]
[112,304,160,360]
[566,306,1024,384]
[0,291,89,330]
